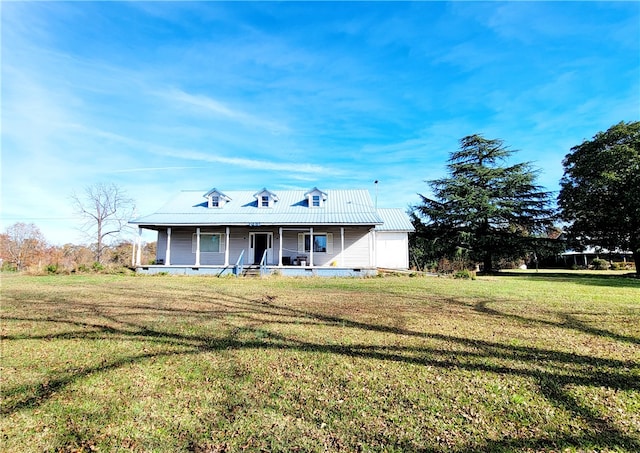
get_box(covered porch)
[132,224,378,275]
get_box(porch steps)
[242,265,262,277]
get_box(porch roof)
[374,208,415,232]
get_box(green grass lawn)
[1,272,639,452]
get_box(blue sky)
[2,1,639,245]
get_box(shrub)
[425,261,438,273]
[1,261,17,272]
[453,269,476,280]
[591,258,608,270]
[438,258,472,273]
[76,264,91,273]
[45,264,59,274]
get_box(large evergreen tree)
[558,121,640,277]
[415,135,556,272]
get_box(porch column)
[195,228,201,266]
[278,227,283,266]
[224,227,230,266]
[368,229,375,267]
[306,227,312,266]
[340,227,345,267]
[136,228,142,266]
[372,229,377,267]
[165,227,172,265]
[132,240,136,267]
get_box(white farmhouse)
[130,186,414,276]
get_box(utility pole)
[374,180,379,210]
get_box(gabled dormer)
[304,187,327,208]
[253,188,279,208]
[204,188,231,208]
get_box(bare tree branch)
[0,223,47,270]
[70,183,136,263]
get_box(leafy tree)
[0,222,48,271]
[558,121,640,277]
[71,182,135,264]
[59,243,96,271]
[415,134,556,272]
[105,240,156,267]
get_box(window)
[298,233,333,253]
[307,234,326,252]
[192,233,223,253]
[305,188,326,208]
[204,189,230,208]
[254,189,278,208]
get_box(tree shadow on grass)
[497,270,640,288]
[473,299,640,346]
[2,286,639,452]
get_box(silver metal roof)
[375,208,415,232]
[131,189,398,227]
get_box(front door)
[251,233,272,265]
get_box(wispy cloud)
[112,166,206,174]
[162,89,290,135]
[160,148,330,175]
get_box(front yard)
[1,272,638,451]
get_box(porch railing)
[234,250,245,276]
[259,250,268,277]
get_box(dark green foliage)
[591,258,608,270]
[453,269,476,280]
[45,264,59,274]
[414,135,557,272]
[558,121,640,277]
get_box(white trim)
[298,232,333,255]
[368,229,375,267]
[225,227,230,266]
[304,187,328,208]
[166,227,172,266]
[253,188,279,208]
[340,227,345,267]
[195,228,201,266]
[249,232,274,264]
[278,227,283,266]
[192,232,224,254]
[310,227,314,266]
[136,228,142,266]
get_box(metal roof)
[375,208,415,232]
[131,189,392,227]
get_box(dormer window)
[254,188,279,208]
[203,188,231,208]
[305,187,327,208]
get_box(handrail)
[259,249,268,277]
[234,250,245,276]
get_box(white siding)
[375,232,409,269]
[342,228,371,267]
[154,226,374,268]
[156,230,167,263]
